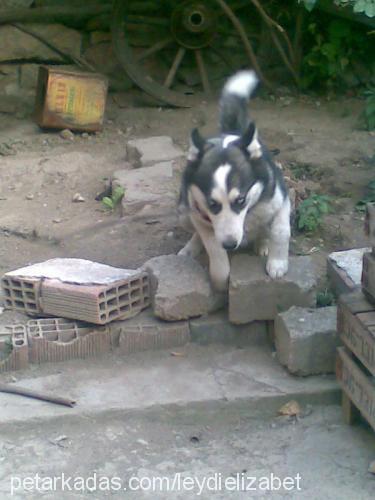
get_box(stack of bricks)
[335,204,375,430]
[1,269,150,325]
[0,259,152,372]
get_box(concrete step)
[0,343,339,427]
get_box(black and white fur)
[178,71,291,291]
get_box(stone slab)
[327,247,370,296]
[190,312,267,346]
[112,162,177,215]
[125,136,184,167]
[0,343,339,425]
[229,255,317,324]
[275,306,339,376]
[143,255,225,321]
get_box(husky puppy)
[178,71,291,291]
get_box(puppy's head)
[186,124,264,250]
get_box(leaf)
[300,0,317,12]
[111,186,125,206]
[365,3,375,17]
[353,0,366,13]
[102,197,114,210]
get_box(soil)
[0,88,374,292]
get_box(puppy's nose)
[222,238,237,251]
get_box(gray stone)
[229,255,317,324]
[125,136,184,167]
[112,162,177,215]
[143,254,223,321]
[190,312,267,346]
[0,24,82,63]
[327,247,370,296]
[112,309,190,354]
[274,306,339,376]
[0,64,19,95]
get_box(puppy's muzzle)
[222,237,238,251]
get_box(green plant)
[102,186,125,211]
[296,194,332,233]
[299,0,375,17]
[316,288,335,307]
[356,179,375,211]
[301,18,371,90]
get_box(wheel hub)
[171,1,217,49]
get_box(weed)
[356,179,375,212]
[363,86,375,130]
[102,186,125,211]
[296,194,332,233]
[316,288,335,307]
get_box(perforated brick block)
[1,276,42,315]
[115,309,190,355]
[39,273,150,324]
[0,325,29,372]
[27,318,111,363]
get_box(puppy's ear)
[235,122,256,150]
[234,122,262,158]
[187,128,206,161]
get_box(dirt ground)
[0,89,374,284]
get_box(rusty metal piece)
[0,382,76,407]
[34,66,108,132]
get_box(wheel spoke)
[125,15,169,27]
[136,38,174,62]
[164,47,186,88]
[195,50,211,94]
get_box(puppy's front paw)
[256,241,269,257]
[178,246,190,257]
[266,258,288,279]
[210,266,229,292]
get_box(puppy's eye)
[235,196,246,207]
[208,199,222,213]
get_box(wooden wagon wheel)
[111,0,260,107]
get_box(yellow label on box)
[47,74,105,126]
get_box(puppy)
[178,70,291,291]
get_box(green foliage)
[355,179,375,211]
[316,288,335,307]
[296,194,332,233]
[299,0,318,11]
[102,186,125,211]
[299,0,375,17]
[363,87,375,129]
[301,18,371,89]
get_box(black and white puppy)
[178,70,291,291]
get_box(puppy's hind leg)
[178,232,203,258]
[266,198,291,279]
